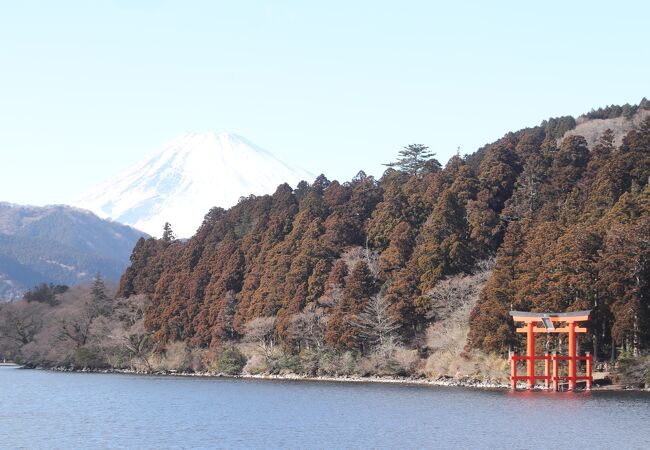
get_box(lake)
[1,365,649,449]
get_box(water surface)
[1,366,649,449]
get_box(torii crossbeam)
[509,310,592,391]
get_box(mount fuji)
[75,132,313,238]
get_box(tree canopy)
[114,105,650,363]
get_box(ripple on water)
[0,366,649,449]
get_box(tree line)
[118,103,649,365]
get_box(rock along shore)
[14,365,647,391]
[40,365,508,389]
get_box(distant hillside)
[562,108,650,148]
[0,203,147,300]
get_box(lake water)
[1,366,649,449]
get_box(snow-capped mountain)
[75,132,313,237]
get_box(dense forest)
[119,102,649,357]
[1,101,649,385]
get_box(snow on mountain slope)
[75,132,314,237]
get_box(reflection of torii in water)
[509,310,593,391]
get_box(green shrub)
[299,349,321,375]
[317,350,358,376]
[211,346,247,375]
[618,352,650,388]
[73,346,108,369]
[274,353,303,374]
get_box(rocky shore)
[25,365,646,391]
[37,365,507,388]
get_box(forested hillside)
[117,100,649,366]
[0,204,147,300]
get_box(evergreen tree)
[416,190,474,292]
[378,221,415,279]
[344,261,376,302]
[598,219,650,354]
[23,283,68,306]
[384,144,441,175]
[327,260,348,290]
[467,220,527,353]
[325,261,377,350]
[162,222,176,243]
[91,273,111,316]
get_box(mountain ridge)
[0,203,147,300]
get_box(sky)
[1,0,648,206]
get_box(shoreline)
[14,365,647,392]
[48,367,513,389]
[16,364,508,389]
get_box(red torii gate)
[509,310,593,391]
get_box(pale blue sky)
[1,0,648,206]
